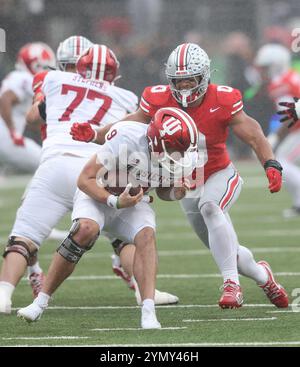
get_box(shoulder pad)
[141,85,171,106]
[216,85,243,115]
[140,85,172,116]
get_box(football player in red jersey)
[255,43,300,218]
[70,43,289,309]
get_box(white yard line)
[182,317,277,322]
[12,303,286,311]
[2,336,90,340]
[267,310,299,314]
[91,327,187,331]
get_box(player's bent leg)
[111,240,135,289]
[111,239,179,305]
[0,237,38,314]
[17,219,100,322]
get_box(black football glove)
[277,97,300,128]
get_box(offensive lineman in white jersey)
[17,105,199,329]
[0,40,137,313]
[0,42,55,172]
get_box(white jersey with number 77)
[40,70,138,163]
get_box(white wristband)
[91,128,98,143]
[107,194,118,209]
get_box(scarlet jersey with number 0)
[140,84,243,182]
[40,70,138,162]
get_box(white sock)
[237,246,268,285]
[201,202,239,284]
[33,292,50,309]
[27,262,43,276]
[0,281,15,298]
[142,298,155,310]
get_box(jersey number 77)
[58,84,112,125]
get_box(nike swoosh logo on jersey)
[210,107,220,112]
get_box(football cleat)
[135,287,179,306]
[111,254,135,290]
[0,289,12,314]
[17,302,44,323]
[141,306,161,329]
[257,261,289,308]
[29,272,45,299]
[219,280,243,309]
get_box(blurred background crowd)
[0,0,300,161]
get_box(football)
[101,170,147,196]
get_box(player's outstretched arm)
[230,110,282,193]
[70,108,151,145]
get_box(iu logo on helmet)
[159,117,182,137]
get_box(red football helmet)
[16,42,56,75]
[147,107,199,177]
[76,44,119,83]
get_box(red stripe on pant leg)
[220,174,239,210]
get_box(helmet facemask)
[155,142,199,179]
[168,72,209,107]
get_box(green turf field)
[0,161,299,347]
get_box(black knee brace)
[56,220,99,263]
[111,238,130,256]
[3,237,38,266]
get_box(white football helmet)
[254,43,291,78]
[56,35,93,70]
[165,43,210,107]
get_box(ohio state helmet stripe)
[75,36,81,56]
[98,45,107,81]
[177,43,189,72]
[91,45,99,79]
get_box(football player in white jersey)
[17,105,199,329]
[0,42,177,315]
[0,40,137,314]
[0,41,69,287]
[0,42,55,172]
